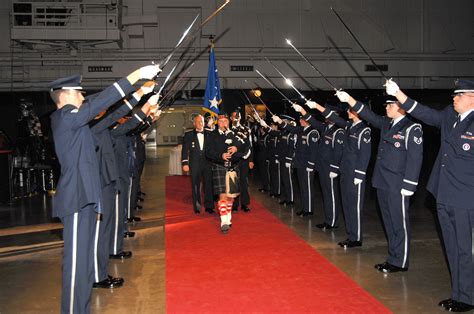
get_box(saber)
[157,0,231,69]
[263,57,308,101]
[255,69,294,106]
[330,7,388,80]
[159,14,200,69]
[155,63,178,96]
[159,63,195,108]
[285,38,338,90]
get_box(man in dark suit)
[386,79,474,312]
[337,90,423,274]
[181,114,214,214]
[49,64,160,313]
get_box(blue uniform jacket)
[324,109,372,181]
[302,113,344,173]
[91,97,139,189]
[353,101,423,192]
[401,98,474,208]
[280,121,320,170]
[50,78,133,218]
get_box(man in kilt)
[205,112,250,233]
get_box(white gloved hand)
[275,160,280,164]
[259,119,268,128]
[285,162,291,168]
[305,100,317,109]
[148,94,160,106]
[400,188,414,197]
[306,167,314,172]
[354,178,363,185]
[292,104,303,112]
[329,172,338,179]
[139,64,162,80]
[140,81,156,94]
[272,115,283,124]
[384,79,400,96]
[335,90,350,103]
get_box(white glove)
[140,82,155,94]
[139,64,162,80]
[305,100,317,109]
[285,162,291,168]
[292,104,303,112]
[148,94,160,106]
[354,178,363,185]
[306,167,314,172]
[401,188,414,197]
[384,79,400,96]
[275,160,280,164]
[272,115,283,124]
[335,90,350,103]
[329,172,338,179]
[259,119,268,128]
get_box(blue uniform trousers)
[296,167,315,213]
[377,188,411,268]
[319,167,341,227]
[93,184,115,282]
[340,174,366,242]
[61,206,96,314]
[437,204,474,305]
[280,163,294,203]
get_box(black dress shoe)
[374,262,408,273]
[242,206,251,212]
[139,192,146,196]
[205,208,215,214]
[445,300,474,312]
[138,197,144,202]
[108,275,124,285]
[127,216,141,223]
[316,223,338,230]
[279,200,287,205]
[124,231,135,238]
[109,251,132,259]
[438,298,454,308]
[93,277,123,289]
[258,188,268,193]
[232,207,238,212]
[221,224,230,234]
[286,201,294,206]
[302,212,313,217]
[295,210,305,216]
[338,239,362,248]
[136,205,143,210]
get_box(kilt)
[212,163,240,196]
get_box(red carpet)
[165,176,390,313]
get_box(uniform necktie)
[453,115,461,128]
[389,120,394,129]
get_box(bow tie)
[196,131,204,134]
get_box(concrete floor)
[0,146,454,313]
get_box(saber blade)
[285,38,338,90]
[264,56,308,101]
[330,7,388,80]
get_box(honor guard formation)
[1,1,473,313]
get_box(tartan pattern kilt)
[212,163,240,195]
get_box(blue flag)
[202,45,222,116]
